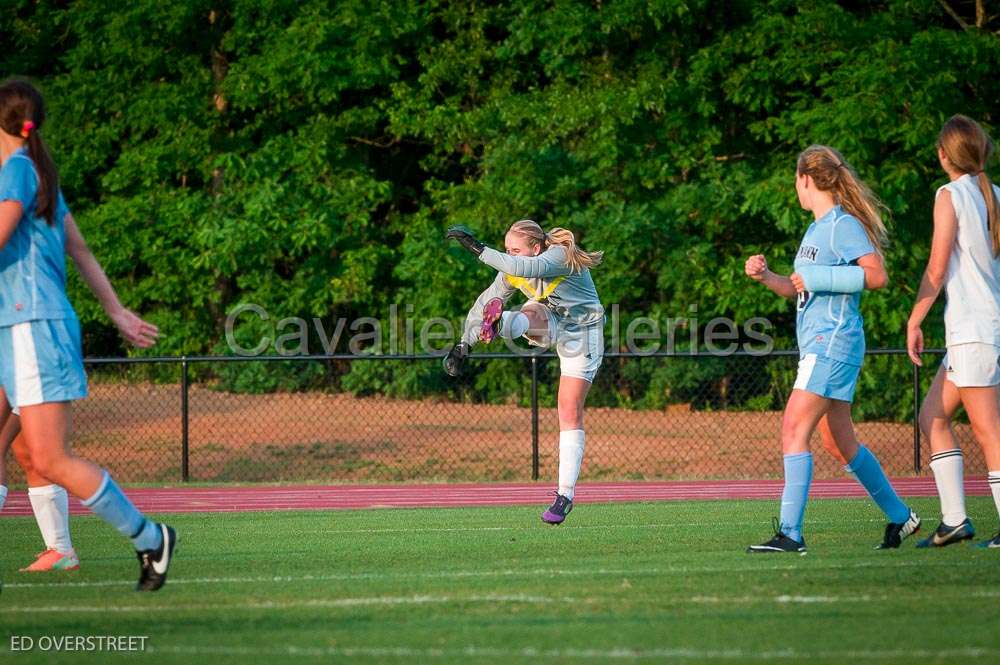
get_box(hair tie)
[20,120,34,138]
[836,162,846,169]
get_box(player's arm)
[477,246,572,279]
[792,257,885,294]
[64,213,159,348]
[0,200,21,250]
[0,158,34,250]
[856,253,888,290]
[907,189,958,365]
[745,254,797,300]
[444,225,571,278]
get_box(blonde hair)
[796,145,889,254]
[938,114,1000,257]
[507,219,603,273]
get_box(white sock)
[500,311,529,339]
[989,471,1000,522]
[28,484,74,553]
[929,449,967,526]
[0,484,7,512]
[557,429,586,500]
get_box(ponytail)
[0,78,59,225]
[977,172,1000,256]
[544,227,603,272]
[797,145,889,254]
[938,115,1000,256]
[507,219,603,273]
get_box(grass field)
[2,497,999,664]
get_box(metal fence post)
[531,355,540,481]
[912,361,921,474]
[181,357,190,482]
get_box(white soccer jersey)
[938,174,1000,347]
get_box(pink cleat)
[478,298,504,343]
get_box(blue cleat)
[976,531,1000,549]
[916,518,975,548]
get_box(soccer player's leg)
[824,401,920,548]
[12,426,80,571]
[542,324,602,525]
[917,362,975,547]
[0,406,11,514]
[747,356,829,554]
[955,373,1000,549]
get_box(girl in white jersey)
[444,220,604,524]
[908,115,1000,549]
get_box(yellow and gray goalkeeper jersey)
[461,245,605,346]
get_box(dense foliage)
[3,1,998,416]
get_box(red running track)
[0,478,989,517]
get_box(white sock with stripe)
[558,429,586,500]
[0,484,7,512]
[989,471,1000,522]
[28,484,74,553]
[500,311,529,339]
[929,449,966,526]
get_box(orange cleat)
[20,549,80,572]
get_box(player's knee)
[11,438,34,475]
[780,414,804,446]
[557,399,584,428]
[917,407,941,439]
[27,447,66,481]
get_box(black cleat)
[136,523,176,592]
[877,509,921,549]
[916,518,975,548]
[747,519,806,554]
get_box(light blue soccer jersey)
[793,206,875,366]
[0,147,75,326]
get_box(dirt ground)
[6,383,986,484]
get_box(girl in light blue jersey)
[744,145,919,553]
[0,79,174,589]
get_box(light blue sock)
[779,452,812,543]
[82,471,163,552]
[847,445,910,524]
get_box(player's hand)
[790,272,806,293]
[445,225,486,257]
[907,322,924,366]
[443,342,471,377]
[109,308,159,348]
[745,255,769,282]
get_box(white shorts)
[523,306,604,383]
[943,343,1000,388]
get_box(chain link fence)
[4,350,986,485]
